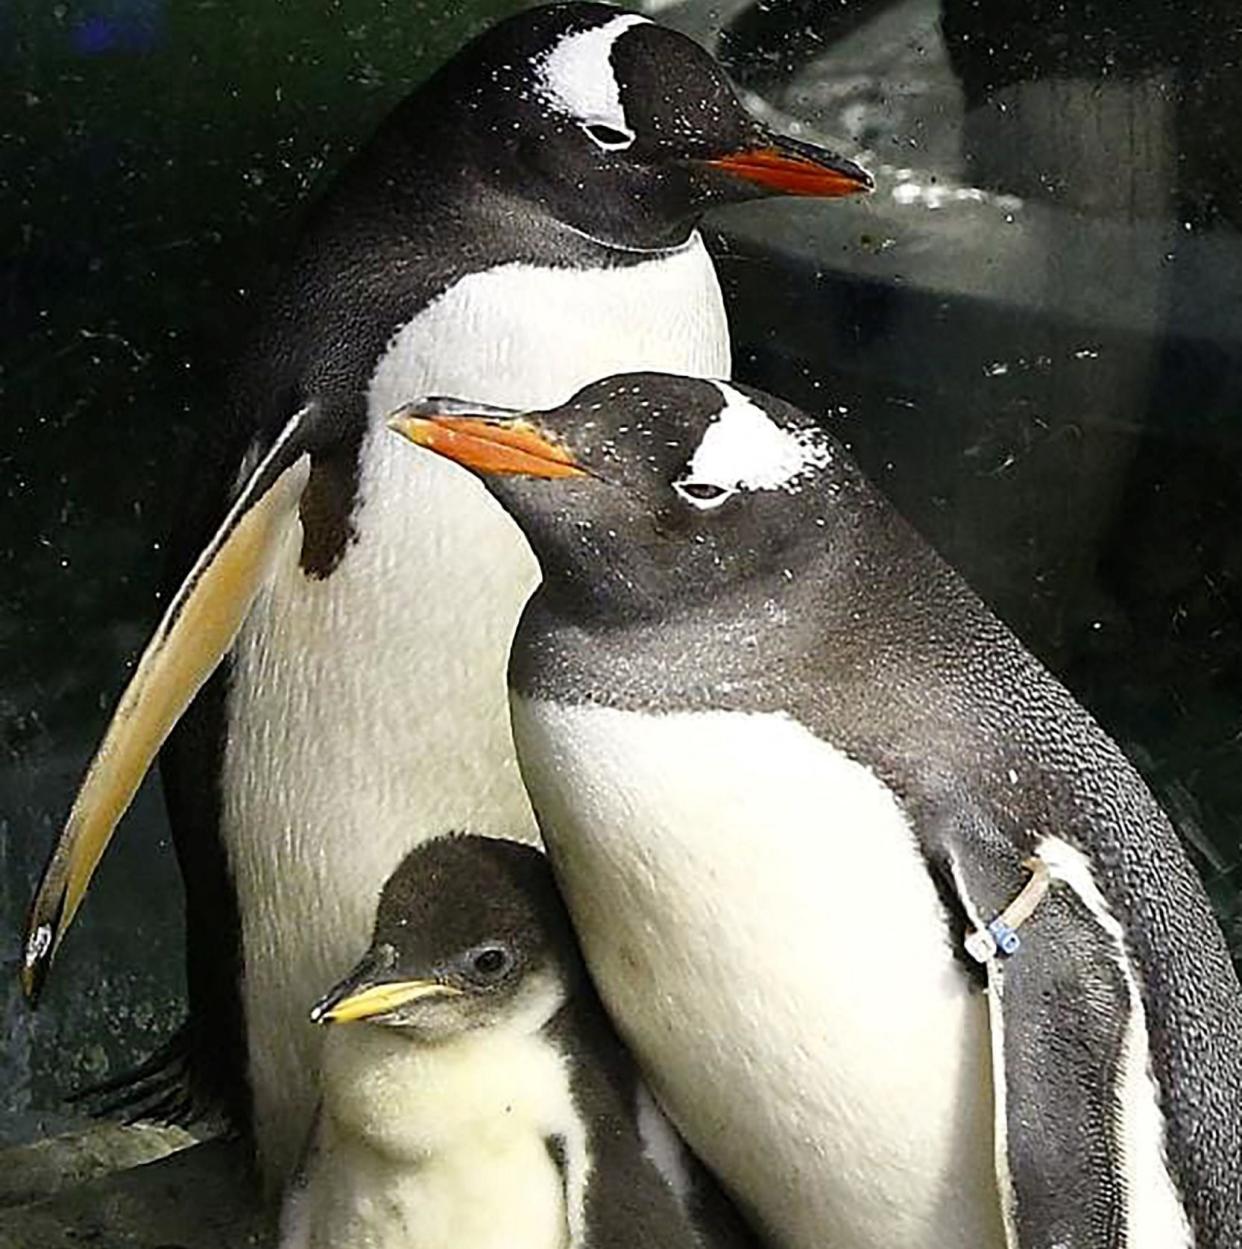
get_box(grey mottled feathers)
[511,383,1242,1247]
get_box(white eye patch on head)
[673,383,830,507]
[535,13,649,137]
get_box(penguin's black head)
[389,374,847,624]
[402,3,871,251]
[311,836,579,1042]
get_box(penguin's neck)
[301,1014,587,1249]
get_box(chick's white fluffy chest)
[223,236,729,1183]
[510,697,1006,1249]
[282,1020,585,1249]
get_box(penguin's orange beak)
[707,135,873,198]
[388,409,585,479]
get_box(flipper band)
[965,858,1051,963]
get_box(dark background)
[3,0,1239,1139]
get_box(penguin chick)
[280,834,756,1249]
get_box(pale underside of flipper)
[949,829,1193,1249]
[21,405,315,1001]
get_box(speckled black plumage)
[469,373,1242,1247]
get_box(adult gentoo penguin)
[390,374,1242,1249]
[282,835,755,1249]
[21,3,872,1185]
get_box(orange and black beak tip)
[388,407,586,480]
[707,135,873,199]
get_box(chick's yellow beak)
[311,979,461,1024]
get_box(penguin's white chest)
[288,1129,568,1249]
[282,1025,584,1249]
[510,697,1007,1249]
[221,237,729,1184]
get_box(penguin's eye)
[673,479,736,511]
[469,945,511,980]
[581,121,635,151]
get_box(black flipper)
[161,652,250,1136]
[933,811,1193,1248]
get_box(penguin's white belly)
[510,697,1007,1249]
[221,237,730,1184]
[283,1025,581,1249]
[292,1131,568,1249]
